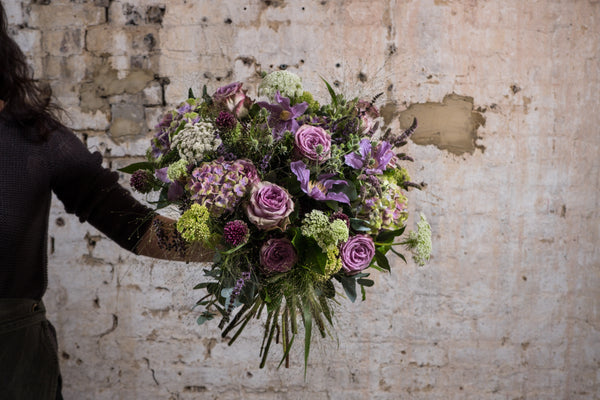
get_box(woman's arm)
[136,214,215,263]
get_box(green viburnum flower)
[176,203,212,243]
[167,159,189,181]
[405,213,432,266]
[301,210,349,251]
[258,71,304,101]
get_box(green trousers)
[0,299,62,400]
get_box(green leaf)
[374,249,391,272]
[196,311,214,325]
[350,218,373,233]
[193,282,212,290]
[321,77,338,108]
[188,87,195,99]
[357,278,375,287]
[302,301,312,379]
[376,226,406,244]
[338,274,357,303]
[390,247,407,263]
[117,162,155,174]
[333,181,358,201]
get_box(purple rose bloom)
[260,238,297,273]
[345,139,394,174]
[257,92,308,140]
[340,234,376,274]
[290,160,350,204]
[246,182,294,230]
[294,125,331,162]
[213,82,251,118]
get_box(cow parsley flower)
[259,70,304,101]
[171,121,221,164]
[405,213,432,266]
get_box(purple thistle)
[260,153,272,172]
[223,220,249,247]
[215,111,237,132]
[130,170,154,193]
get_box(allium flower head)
[189,158,259,217]
[215,111,237,132]
[172,121,221,164]
[130,170,154,193]
[258,70,304,101]
[223,220,249,247]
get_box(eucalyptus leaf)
[357,278,375,287]
[338,275,357,303]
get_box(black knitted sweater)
[0,119,155,300]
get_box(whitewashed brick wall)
[7,0,599,398]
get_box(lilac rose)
[340,234,376,274]
[260,238,297,273]
[246,182,294,230]
[213,82,251,118]
[294,125,331,162]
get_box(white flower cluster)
[171,122,221,164]
[408,213,432,266]
[258,70,304,101]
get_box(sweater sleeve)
[48,127,156,253]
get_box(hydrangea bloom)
[258,70,304,101]
[171,121,221,164]
[189,158,259,217]
[356,177,408,232]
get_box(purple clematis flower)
[344,138,394,174]
[291,160,350,204]
[257,92,308,140]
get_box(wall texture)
[6,0,600,398]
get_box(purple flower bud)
[215,111,237,132]
[223,220,249,246]
[130,170,154,193]
[260,238,297,273]
[340,234,375,274]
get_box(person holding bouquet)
[0,3,213,399]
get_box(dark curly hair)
[0,1,62,137]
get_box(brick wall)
[7,0,600,398]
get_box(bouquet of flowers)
[123,70,432,371]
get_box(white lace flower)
[171,121,221,164]
[258,70,304,101]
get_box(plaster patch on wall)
[399,93,486,155]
